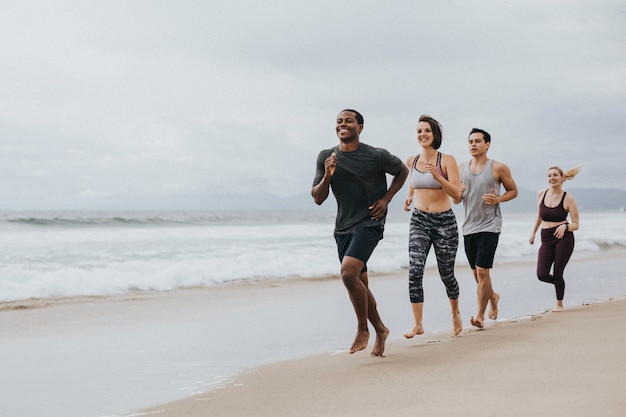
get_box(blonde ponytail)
[549,165,582,182]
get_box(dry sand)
[142,297,626,417]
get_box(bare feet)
[349,329,369,354]
[452,311,463,336]
[403,325,424,339]
[371,326,389,357]
[488,292,500,320]
[470,316,484,329]
[552,301,564,312]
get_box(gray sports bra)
[410,152,446,189]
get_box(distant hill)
[203,188,626,212]
[572,188,626,210]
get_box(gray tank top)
[459,159,502,235]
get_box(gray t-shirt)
[459,158,503,235]
[313,143,404,235]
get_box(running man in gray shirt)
[453,128,518,329]
[312,109,408,356]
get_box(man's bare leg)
[340,257,370,353]
[469,268,484,328]
[470,266,492,329]
[449,297,463,335]
[371,326,389,357]
[359,271,389,357]
[553,300,564,312]
[403,302,424,338]
[367,290,389,357]
[488,292,500,320]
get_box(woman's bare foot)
[403,325,424,339]
[552,301,564,312]
[349,329,370,354]
[488,292,500,320]
[452,311,463,336]
[371,326,389,357]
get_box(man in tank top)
[453,128,518,329]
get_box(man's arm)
[493,160,518,203]
[384,163,409,203]
[311,152,337,205]
[404,156,415,211]
[368,163,409,220]
[311,176,330,205]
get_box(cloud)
[1,0,625,210]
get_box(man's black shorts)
[335,226,383,272]
[463,232,500,269]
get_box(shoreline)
[139,297,626,417]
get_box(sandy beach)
[142,297,626,417]
[2,251,625,417]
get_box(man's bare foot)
[452,311,463,336]
[488,292,500,320]
[552,301,564,312]
[349,329,370,354]
[371,326,389,357]
[403,325,424,339]
[470,316,484,329]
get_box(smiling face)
[416,121,435,148]
[547,167,564,187]
[336,110,363,143]
[468,132,490,157]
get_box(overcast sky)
[2,0,625,210]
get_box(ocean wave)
[1,210,336,229]
[7,216,194,228]
[1,210,624,303]
[592,240,626,250]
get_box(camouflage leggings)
[408,208,460,303]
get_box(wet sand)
[141,297,626,417]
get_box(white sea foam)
[1,209,624,303]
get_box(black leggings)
[537,227,575,301]
[408,209,459,303]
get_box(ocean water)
[1,209,625,303]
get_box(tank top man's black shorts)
[463,232,500,270]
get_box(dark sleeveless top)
[539,190,568,222]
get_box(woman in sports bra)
[529,165,581,312]
[403,115,464,338]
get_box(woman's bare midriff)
[412,188,452,213]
